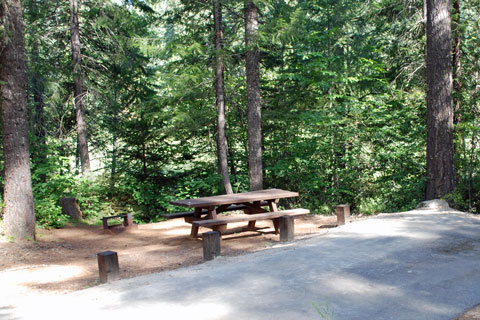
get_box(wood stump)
[59,197,83,220]
[336,204,350,226]
[279,216,294,242]
[203,231,221,261]
[97,250,120,283]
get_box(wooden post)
[190,208,202,238]
[97,250,120,283]
[203,231,221,261]
[123,213,134,227]
[102,217,109,230]
[279,216,294,242]
[336,204,350,226]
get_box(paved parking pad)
[4,208,480,320]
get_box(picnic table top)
[170,188,299,208]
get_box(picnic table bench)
[164,201,269,219]
[170,189,309,238]
[102,213,136,232]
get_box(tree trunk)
[111,115,118,187]
[110,78,119,191]
[69,0,90,175]
[245,0,263,191]
[31,38,48,183]
[32,39,46,143]
[214,0,233,194]
[452,0,462,124]
[0,0,36,240]
[425,0,455,200]
[142,142,147,179]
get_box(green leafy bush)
[31,148,107,227]
[31,152,73,228]
[358,197,386,215]
[34,197,69,228]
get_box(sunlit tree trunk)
[214,0,233,194]
[245,0,263,191]
[69,0,90,175]
[0,0,36,239]
[425,0,455,200]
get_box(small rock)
[416,199,451,211]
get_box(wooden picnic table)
[170,188,300,237]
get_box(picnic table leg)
[246,201,262,230]
[209,207,227,233]
[247,208,256,230]
[191,226,199,238]
[272,219,280,234]
[190,208,203,238]
[269,201,280,234]
[207,206,218,219]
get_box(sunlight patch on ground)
[0,264,84,285]
[320,271,456,317]
[408,298,458,316]
[337,218,439,241]
[164,228,191,236]
[0,264,85,308]
[142,219,187,230]
[320,272,402,298]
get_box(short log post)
[102,217,109,230]
[336,204,350,226]
[97,250,120,283]
[123,213,134,227]
[203,231,221,261]
[279,216,294,242]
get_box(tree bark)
[32,41,46,143]
[69,0,90,175]
[30,37,47,179]
[452,0,462,125]
[110,77,119,191]
[245,0,263,191]
[214,0,233,194]
[0,0,36,239]
[425,0,455,200]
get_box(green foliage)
[12,0,480,230]
[444,176,480,214]
[31,146,108,227]
[31,151,71,228]
[73,177,108,222]
[34,197,68,229]
[358,197,386,215]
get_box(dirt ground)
[1,213,479,319]
[0,214,344,295]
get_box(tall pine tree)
[0,0,36,239]
[425,0,455,199]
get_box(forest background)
[1,0,479,229]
